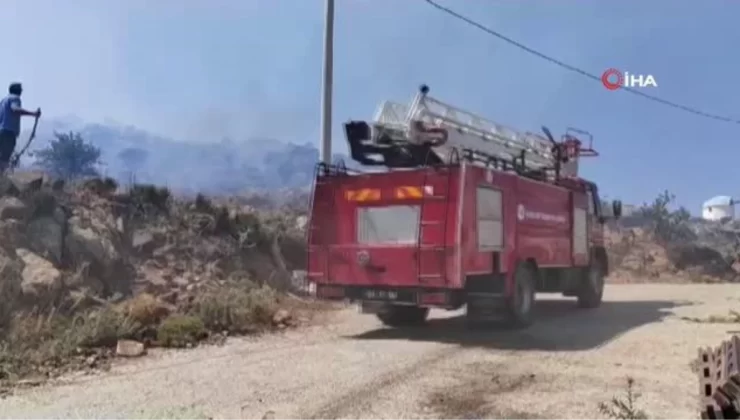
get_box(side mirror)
[600,199,623,220]
[612,200,622,219]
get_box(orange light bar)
[345,188,381,202]
[395,185,433,199]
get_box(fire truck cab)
[307,85,622,328]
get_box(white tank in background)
[702,195,736,222]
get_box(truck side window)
[476,187,503,250]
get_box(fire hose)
[8,109,41,171]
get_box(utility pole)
[319,0,335,164]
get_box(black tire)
[577,260,604,309]
[504,263,537,328]
[376,305,429,327]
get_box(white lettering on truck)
[517,204,567,224]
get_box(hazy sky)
[2,0,739,211]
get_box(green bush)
[189,283,278,334]
[156,315,206,348]
[636,190,694,244]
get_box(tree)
[637,190,694,243]
[34,131,102,179]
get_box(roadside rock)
[0,220,28,252]
[65,216,118,264]
[132,229,165,254]
[0,196,27,221]
[26,217,65,265]
[9,172,44,194]
[115,340,146,357]
[272,309,292,326]
[0,176,20,197]
[0,249,23,323]
[65,215,133,297]
[16,248,63,302]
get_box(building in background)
[702,196,736,221]
[620,204,637,217]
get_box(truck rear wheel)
[577,261,604,309]
[504,263,536,328]
[376,305,429,327]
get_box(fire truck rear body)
[307,85,620,327]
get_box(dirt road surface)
[1,284,738,419]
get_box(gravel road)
[2,283,738,419]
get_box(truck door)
[572,191,590,266]
[587,187,606,245]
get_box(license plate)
[364,289,398,300]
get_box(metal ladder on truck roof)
[370,85,585,178]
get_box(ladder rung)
[419,274,444,279]
[420,221,442,226]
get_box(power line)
[423,0,740,125]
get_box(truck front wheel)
[577,260,604,309]
[376,305,429,327]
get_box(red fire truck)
[306,85,622,328]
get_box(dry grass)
[598,377,650,420]
[0,283,285,383]
[189,282,279,334]
[681,310,740,324]
[0,307,139,381]
[122,293,173,326]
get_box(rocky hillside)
[0,172,309,310]
[606,212,740,283]
[0,171,319,384]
